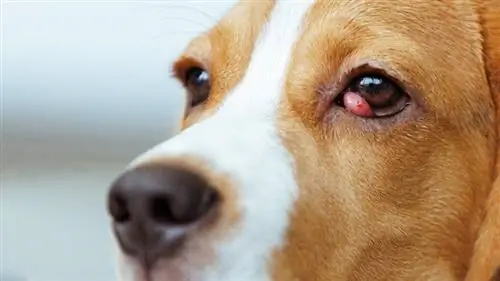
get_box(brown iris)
[185,67,211,107]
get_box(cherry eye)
[185,67,210,107]
[336,75,410,118]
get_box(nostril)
[109,193,130,223]
[151,196,176,224]
[173,187,219,223]
[198,188,219,217]
[150,187,220,225]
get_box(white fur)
[120,2,315,281]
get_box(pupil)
[193,70,208,86]
[359,76,384,94]
[186,67,209,87]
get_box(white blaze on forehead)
[127,1,315,281]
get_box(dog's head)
[107,1,500,281]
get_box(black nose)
[107,164,220,268]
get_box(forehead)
[175,0,488,127]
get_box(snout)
[106,105,297,280]
[107,164,221,270]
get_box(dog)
[106,1,500,280]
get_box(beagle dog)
[106,1,500,280]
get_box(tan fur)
[466,1,500,280]
[272,1,496,280]
[172,0,275,128]
[170,0,500,280]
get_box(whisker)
[156,3,223,28]
[159,16,214,32]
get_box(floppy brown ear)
[466,1,500,281]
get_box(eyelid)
[171,57,207,86]
[344,60,427,108]
[344,65,402,90]
[321,62,408,101]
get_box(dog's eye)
[185,67,210,107]
[336,75,410,118]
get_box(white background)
[1,1,235,280]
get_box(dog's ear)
[466,2,500,281]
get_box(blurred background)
[1,1,235,280]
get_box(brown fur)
[170,0,500,280]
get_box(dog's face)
[107,1,500,281]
